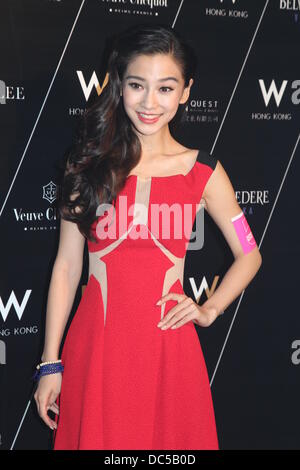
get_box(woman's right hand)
[34,373,62,430]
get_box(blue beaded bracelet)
[33,362,64,382]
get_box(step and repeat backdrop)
[0,0,299,450]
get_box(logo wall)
[13,182,58,232]
[252,79,299,121]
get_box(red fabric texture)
[53,158,219,450]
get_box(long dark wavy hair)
[57,23,198,242]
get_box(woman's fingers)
[39,399,57,430]
[48,402,59,415]
[33,376,62,430]
[157,295,195,329]
[34,392,59,429]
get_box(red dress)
[53,149,219,450]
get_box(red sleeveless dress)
[53,149,219,450]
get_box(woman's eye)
[128,83,173,93]
[129,82,142,89]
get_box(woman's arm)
[200,160,262,318]
[41,218,86,361]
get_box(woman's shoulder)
[179,145,218,172]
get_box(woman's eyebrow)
[125,75,179,83]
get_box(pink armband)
[231,211,257,254]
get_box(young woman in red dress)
[33,23,262,450]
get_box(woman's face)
[121,53,193,135]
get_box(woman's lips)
[137,112,161,124]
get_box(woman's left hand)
[156,293,219,330]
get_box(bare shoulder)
[202,160,229,201]
[177,146,199,171]
[178,146,199,158]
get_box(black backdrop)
[0,0,299,450]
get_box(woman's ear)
[179,78,194,105]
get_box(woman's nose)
[141,90,157,108]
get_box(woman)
[33,23,262,450]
